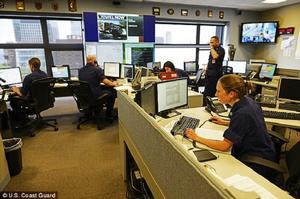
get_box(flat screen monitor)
[0,67,22,86]
[240,21,278,44]
[258,63,277,80]
[184,61,197,73]
[146,62,153,69]
[153,62,161,69]
[227,60,247,74]
[277,77,300,103]
[140,83,156,116]
[223,60,228,66]
[120,64,134,79]
[156,78,188,117]
[104,62,120,78]
[51,65,70,80]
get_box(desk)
[118,91,292,199]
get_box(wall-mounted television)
[240,21,278,44]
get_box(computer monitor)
[140,83,156,117]
[277,77,300,104]
[223,60,228,66]
[51,65,70,80]
[258,63,277,80]
[156,78,188,117]
[104,62,120,78]
[146,62,153,69]
[227,60,247,74]
[0,67,22,86]
[153,62,161,69]
[184,61,197,74]
[120,64,134,80]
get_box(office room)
[1,0,300,198]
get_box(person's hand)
[11,86,18,93]
[210,115,227,126]
[185,128,198,141]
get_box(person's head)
[163,61,175,72]
[216,74,254,105]
[86,55,97,65]
[210,36,220,48]
[28,57,41,72]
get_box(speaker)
[112,0,121,5]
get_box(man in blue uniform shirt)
[79,55,120,119]
[10,57,48,125]
[204,36,225,100]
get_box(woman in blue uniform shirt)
[185,74,277,182]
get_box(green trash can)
[3,138,23,176]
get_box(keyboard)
[263,110,300,120]
[171,116,200,136]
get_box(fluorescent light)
[262,0,287,3]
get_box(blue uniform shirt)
[79,63,106,97]
[206,46,225,77]
[21,69,48,96]
[223,96,276,162]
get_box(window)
[155,21,225,71]
[0,14,83,78]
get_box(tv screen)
[240,22,278,44]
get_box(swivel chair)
[67,80,108,130]
[190,69,205,92]
[11,77,58,136]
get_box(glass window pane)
[155,24,196,44]
[199,26,217,44]
[0,19,43,44]
[47,20,82,43]
[52,51,83,77]
[154,48,196,69]
[198,50,210,69]
[0,48,46,77]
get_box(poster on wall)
[98,13,128,41]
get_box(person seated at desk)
[79,55,120,119]
[162,61,190,82]
[10,57,48,126]
[185,74,277,183]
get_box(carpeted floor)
[3,97,126,199]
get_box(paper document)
[196,128,224,141]
[224,174,277,199]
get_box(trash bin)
[3,138,23,176]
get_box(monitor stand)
[158,109,181,118]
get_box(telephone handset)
[205,96,227,113]
[246,71,257,80]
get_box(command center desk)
[117,91,292,199]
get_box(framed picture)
[152,7,160,15]
[16,0,25,10]
[208,10,213,17]
[181,9,188,16]
[219,11,224,19]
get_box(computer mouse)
[208,118,213,122]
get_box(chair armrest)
[240,154,285,173]
[97,93,109,101]
[268,130,289,143]
[9,95,28,103]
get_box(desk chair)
[67,80,108,130]
[11,77,58,136]
[190,69,205,92]
[241,140,300,198]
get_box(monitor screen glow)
[156,78,188,114]
[227,61,247,74]
[121,64,134,79]
[0,67,22,86]
[104,62,120,78]
[259,63,277,80]
[51,65,70,79]
[277,77,300,103]
[184,61,197,73]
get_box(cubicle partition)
[118,91,234,199]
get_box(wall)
[255,3,300,70]
[0,0,259,61]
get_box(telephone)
[246,71,257,80]
[205,96,227,113]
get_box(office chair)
[67,80,108,130]
[190,69,205,92]
[10,77,58,136]
[240,140,300,198]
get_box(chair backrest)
[286,141,300,197]
[29,77,56,113]
[67,80,96,112]
[195,69,205,86]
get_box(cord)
[198,119,209,128]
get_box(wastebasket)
[3,138,23,176]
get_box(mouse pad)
[193,150,217,162]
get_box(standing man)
[79,55,120,119]
[204,36,225,100]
